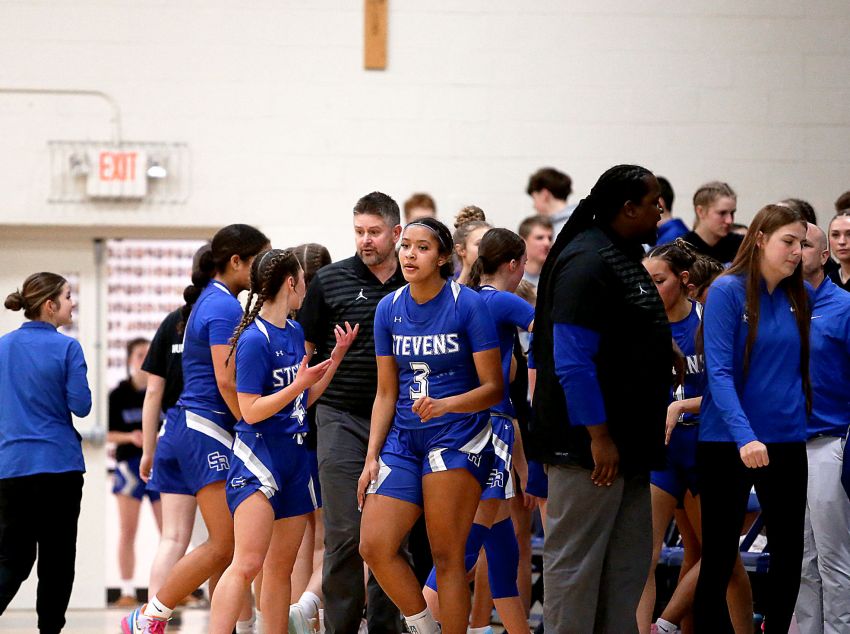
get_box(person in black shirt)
[297,192,406,634]
[531,165,671,633]
[108,337,160,607]
[682,181,743,264]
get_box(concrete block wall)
[1,0,849,609]
[0,0,848,259]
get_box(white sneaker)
[289,604,312,634]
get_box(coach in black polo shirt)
[298,191,405,634]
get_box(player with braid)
[209,249,357,634]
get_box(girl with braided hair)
[122,223,269,634]
[209,249,357,634]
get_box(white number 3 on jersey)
[409,362,431,400]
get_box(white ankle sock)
[467,627,491,634]
[143,596,173,619]
[235,613,256,634]
[404,607,440,634]
[120,580,135,598]
[297,591,321,620]
[656,618,679,633]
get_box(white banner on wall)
[106,239,206,390]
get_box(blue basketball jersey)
[671,300,705,422]
[235,317,308,435]
[374,280,499,430]
[179,281,244,420]
[478,286,535,417]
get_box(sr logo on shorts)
[487,469,504,489]
[208,451,230,471]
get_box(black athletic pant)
[0,471,84,634]
[694,442,806,634]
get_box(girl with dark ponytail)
[422,227,535,633]
[209,250,356,634]
[122,223,270,633]
[179,225,269,333]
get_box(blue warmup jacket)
[0,321,91,478]
[699,274,807,448]
[809,277,850,438]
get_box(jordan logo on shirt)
[638,284,648,295]
[355,289,367,301]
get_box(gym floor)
[0,609,513,633]
[1,607,210,632]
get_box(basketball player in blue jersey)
[123,224,269,634]
[423,228,534,634]
[208,249,357,634]
[637,240,751,634]
[358,217,503,634]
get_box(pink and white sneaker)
[121,607,168,634]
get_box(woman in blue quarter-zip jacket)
[694,204,811,634]
[0,272,92,634]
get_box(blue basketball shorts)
[481,413,515,501]
[366,419,494,507]
[650,423,699,503]
[148,407,235,496]
[112,455,160,502]
[226,431,318,520]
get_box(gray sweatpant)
[316,404,403,634]
[543,464,652,634]
[796,436,850,634]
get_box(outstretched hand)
[330,321,359,364]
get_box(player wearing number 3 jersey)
[359,217,503,634]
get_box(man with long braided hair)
[531,165,671,633]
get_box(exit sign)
[86,148,148,198]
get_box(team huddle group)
[1,165,850,634]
